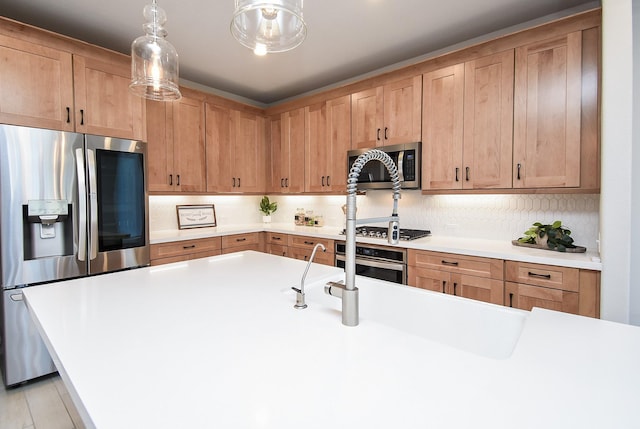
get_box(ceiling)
[2,0,598,106]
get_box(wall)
[600,0,634,324]
[631,0,640,326]
[150,193,600,250]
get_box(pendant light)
[130,0,182,101]
[231,0,307,56]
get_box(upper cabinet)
[513,31,584,189]
[0,33,145,140]
[206,103,266,193]
[304,95,351,193]
[147,95,206,193]
[351,76,422,149]
[73,55,145,140]
[271,107,305,193]
[422,51,514,190]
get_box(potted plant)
[259,196,277,223]
[518,220,576,252]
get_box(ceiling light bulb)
[254,43,268,56]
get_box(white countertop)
[24,252,637,428]
[151,223,602,270]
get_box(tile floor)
[0,372,85,429]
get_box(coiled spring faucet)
[291,243,326,309]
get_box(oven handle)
[335,254,405,272]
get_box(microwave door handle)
[87,149,98,260]
[397,151,405,182]
[75,148,87,262]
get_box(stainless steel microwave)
[347,142,421,189]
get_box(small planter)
[262,215,272,223]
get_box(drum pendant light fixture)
[231,0,307,56]
[130,0,182,101]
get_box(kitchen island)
[24,251,637,428]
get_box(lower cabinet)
[407,250,504,305]
[505,261,600,318]
[264,232,334,266]
[221,232,263,254]
[150,237,222,266]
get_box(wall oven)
[347,141,421,190]
[335,242,407,284]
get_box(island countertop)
[23,252,635,428]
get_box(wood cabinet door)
[231,110,266,193]
[513,31,582,188]
[281,107,305,193]
[505,282,579,314]
[268,116,284,192]
[451,274,504,305]
[463,50,514,189]
[0,34,74,131]
[326,94,352,192]
[173,96,205,192]
[205,102,232,192]
[422,64,464,190]
[382,75,422,146]
[408,266,450,293]
[351,86,384,149]
[73,55,145,140]
[305,101,328,193]
[146,100,174,192]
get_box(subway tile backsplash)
[150,192,600,252]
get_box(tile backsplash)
[150,192,600,251]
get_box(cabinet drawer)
[267,243,288,257]
[222,243,261,254]
[150,237,221,260]
[505,282,579,314]
[288,235,334,252]
[222,232,261,249]
[408,250,503,280]
[288,247,334,266]
[265,232,288,245]
[505,261,579,292]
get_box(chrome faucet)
[325,149,401,326]
[291,243,326,309]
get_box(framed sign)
[176,204,217,229]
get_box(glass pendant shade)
[130,0,181,101]
[231,0,307,55]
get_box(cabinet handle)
[176,174,180,186]
[232,177,236,187]
[183,245,196,249]
[238,178,241,187]
[327,176,331,186]
[509,292,514,308]
[273,236,281,241]
[303,241,315,245]
[281,178,285,188]
[376,128,381,141]
[236,237,247,242]
[442,280,446,293]
[455,167,459,182]
[517,163,522,180]
[441,260,459,266]
[169,174,173,186]
[453,282,458,296]
[384,127,388,140]
[322,176,325,186]
[66,107,71,123]
[527,271,551,279]
[285,178,289,187]
[465,166,470,181]
[80,109,85,125]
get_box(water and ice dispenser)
[23,199,73,260]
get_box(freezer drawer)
[1,289,56,386]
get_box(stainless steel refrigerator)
[0,124,149,386]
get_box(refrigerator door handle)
[87,148,98,260]
[75,148,87,262]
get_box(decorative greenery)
[518,220,576,252]
[259,196,278,216]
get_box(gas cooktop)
[340,226,431,241]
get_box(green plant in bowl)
[518,220,576,252]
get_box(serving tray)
[511,240,586,253]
